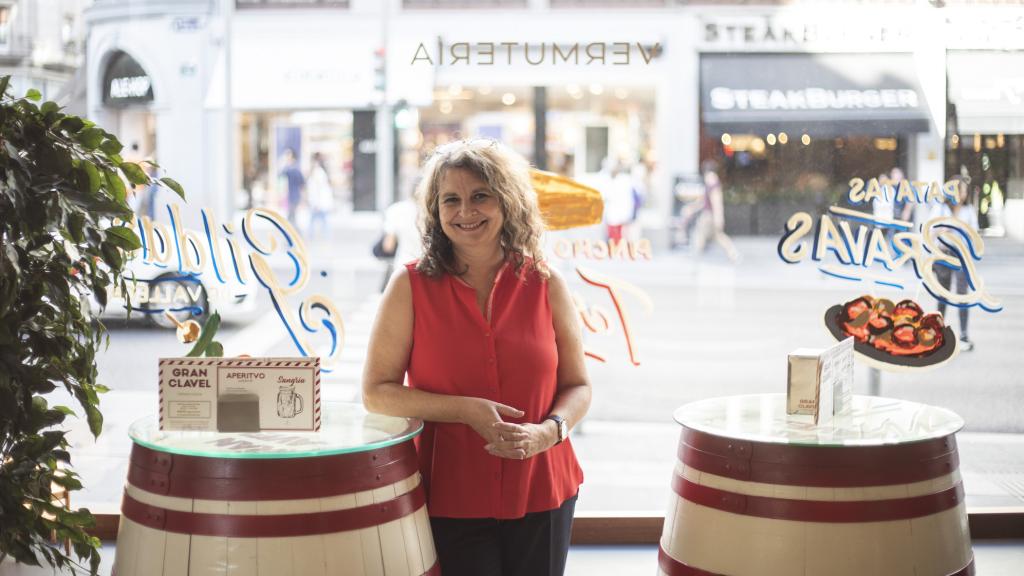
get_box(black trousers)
[429,495,577,576]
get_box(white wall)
[88,14,216,221]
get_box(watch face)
[559,420,568,441]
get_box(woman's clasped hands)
[458,397,557,460]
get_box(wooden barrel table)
[113,403,437,576]
[659,394,973,576]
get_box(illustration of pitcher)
[276,385,304,419]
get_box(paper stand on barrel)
[159,357,320,432]
[786,337,854,425]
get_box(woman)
[362,139,591,576]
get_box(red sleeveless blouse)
[406,260,584,519]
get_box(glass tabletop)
[674,394,964,447]
[129,402,423,459]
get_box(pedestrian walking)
[931,175,978,351]
[306,152,334,240]
[691,160,740,263]
[279,148,305,226]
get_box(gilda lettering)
[122,204,344,370]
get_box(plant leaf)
[119,162,149,186]
[186,311,220,357]
[83,162,102,194]
[77,128,104,150]
[205,341,224,358]
[99,138,123,156]
[160,177,185,200]
[106,226,142,251]
[84,402,103,437]
[25,88,41,101]
[104,170,126,203]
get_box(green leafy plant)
[187,310,224,358]
[0,78,183,573]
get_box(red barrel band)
[682,427,957,468]
[128,441,418,500]
[679,442,959,487]
[671,474,963,523]
[121,487,426,538]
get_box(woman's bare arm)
[361,267,523,442]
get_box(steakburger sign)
[777,177,1002,313]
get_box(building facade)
[0,0,89,103]
[82,0,1024,239]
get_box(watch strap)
[545,414,566,444]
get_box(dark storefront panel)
[701,53,931,137]
[352,110,377,211]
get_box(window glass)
[25,0,1024,518]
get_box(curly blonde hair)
[415,139,549,280]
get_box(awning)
[948,51,1024,135]
[102,50,154,107]
[701,53,932,137]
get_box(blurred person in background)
[306,152,334,240]
[279,148,305,226]
[691,160,740,263]
[874,169,895,222]
[602,160,638,242]
[378,181,422,292]
[930,175,977,352]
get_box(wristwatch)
[546,414,568,445]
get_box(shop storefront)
[947,50,1024,238]
[227,17,375,214]
[100,49,157,161]
[699,52,931,234]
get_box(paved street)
[52,216,1024,513]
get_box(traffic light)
[374,47,386,96]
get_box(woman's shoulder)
[385,265,413,296]
[541,264,569,296]
[402,261,452,288]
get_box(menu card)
[787,337,854,425]
[159,357,320,432]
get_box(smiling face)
[437,167,504,252]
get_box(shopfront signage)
[699,16,913,51]
[126,204,345,371]
[109,76,151,100]
[411,41,661,67]
[102,50,154,106]
[552,239,654,366]
[159,357,320,432]
[777,178,1002,313]
[709,87,920,112]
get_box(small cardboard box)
[788,348,823,417]
[787,337,854,425]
